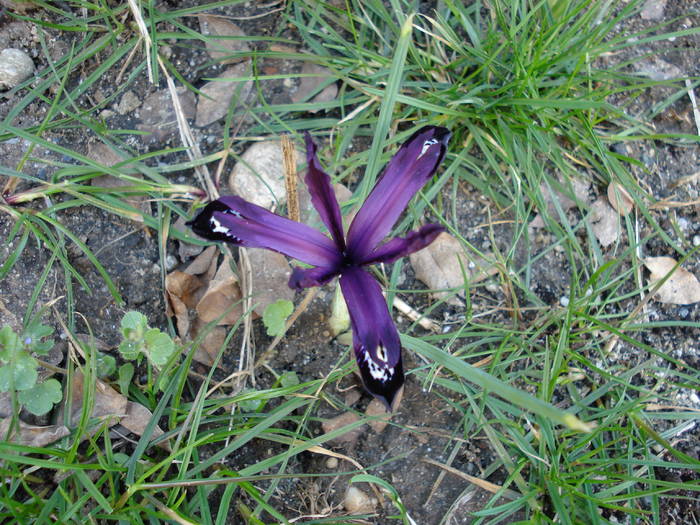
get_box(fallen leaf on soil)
[165,270,203,336]
[61,371,127,429]
[185,245,219,278]
[0,0,38,13]
[364,398,391,433]
[321,411,365,445]
[409,232,496,305]
[247,248,294,316]
[291,62,338,111]
[137,87,196,144]
[344,486,377,514]
[189,318,228,368]
[195,256,243,325]
[0,418,69,447]
[634,57,681,81]
[87,143,149,220]
[228,139,303,210]
[607,182,634,216]
[198,15,250,64]
[589,196,621,247]
[195,61,253,127]
[120,401,170,451]
[530,176,590,228]
[644,256,700,305]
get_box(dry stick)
[251,133,315,369]
[422,458,522,501]
[686,79,700,136]
[392,296,440,332]
[282,134,300,223]
[126,0,153,83]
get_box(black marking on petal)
[187,200,244,244]
[355,345,404,410]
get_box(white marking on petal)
[361,349,394,383]
[419,138,439,158]
[210,217,230,234]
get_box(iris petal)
[358,224,445,265]
[346,126,451,259]
[288,266,339,290]
[339,267,403,409]
[304,133,346,251]
[188,197,341,267]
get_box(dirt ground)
[1,1,699,523]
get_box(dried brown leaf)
[185,245,218,278]
[607,182,634,216]
[530,177,590,228]
[0,418,69,447]
[165,270,203,336]
[62,371,128,429]
[644,256,700,305]
[195,257,243,325]
[291,62,338,111]
[409,232,496,305]
[190,318,228,368]
[247,248,294,316]
[195,62,253,127]
[120,401,170,451]
[137,87,196,144]
[198,15,250,64]
[589,196,621,247]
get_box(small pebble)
[325,457,338,469]
[0,48,35,89]
[560,296,570,307]
[165,254,178,272]
[343,486,376,514]
[693,235,700,247]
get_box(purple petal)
[304,133,346,251]
[358,223,445,265]
[346,126,450,259]
[288,266,338,290]
[188,196,341,268]
[339,267,403,409]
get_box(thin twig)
[392,296,440,332]
[685,79,700,136]
[422,457,522,500]
[282,134,300,222]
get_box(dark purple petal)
[288,265,339,290]
[188,196,341,267]
[358,223,445,265]
[346,126,451,259]
[339,266,403,409]
[304,133,346,251]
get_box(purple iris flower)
[188,126,451,409]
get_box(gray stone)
[0,48,35,90]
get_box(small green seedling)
[118,311,175,368]
[0,321,62,416]
[262,299,294,337]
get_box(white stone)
[0,48,35,90]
